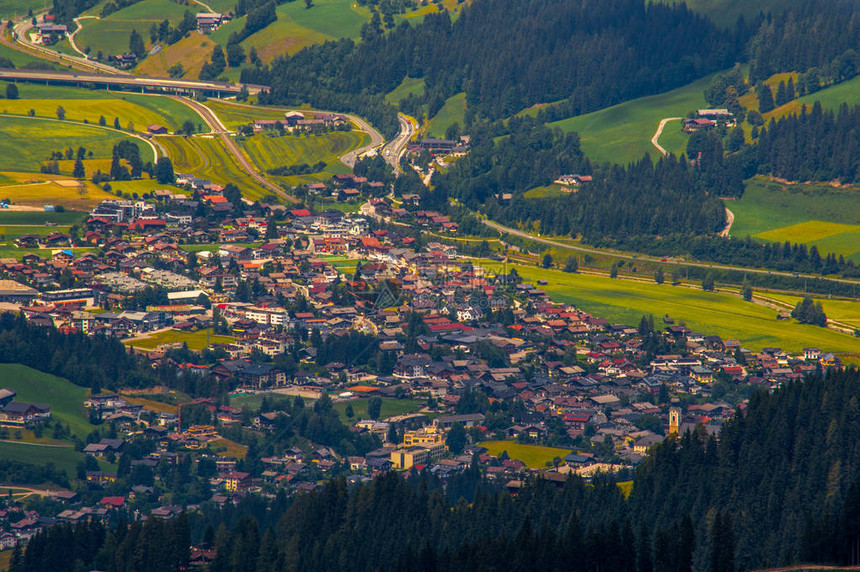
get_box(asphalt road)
[173,96,299,204]
[381,114,415,174]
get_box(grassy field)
[135,31,216,79]
[764,293,860,331]
[211,437,248,459]
[122,396,178,415]
[202,100,288,130]
[386,77,426,106]
[0,441,88,478]
[0,39,61,69]
[191,136,274,201]
[763,74,860,122]
[75,0,190,56]
[0,224,72,241]
[728,177,860,258]
[756,221,860,262]
[159,136,209,174]
[241,130,366,186]
[524,185,568,198]
[332,397,426,423]
[548,73,714,165]
[0,0,43,18]
[0,86,202,132]
[0,209,86,225]
[0,364,96,439]
[427,92,466,138]
[0,171,116,209]
[479,440,573,469]
[472,259,860,359]
[124,328,236,350]
[0,116,154,171]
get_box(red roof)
[99,496,125,507]
[290,209,312,217]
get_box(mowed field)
[202,100,292,130]
[471,259,860,359]
[124,328,236,351]
[728,177,860,262]
[158,136,210,174]
[427,92,466,138]
[0,171,116,209]
[191,135,275,200]
[0,0,41,19]
[75,0,192,56]
[386,77,426,106]
[135,32,216,79]
[762,74,860,121]
[241,130,367,185]
[547,73,714,165]
[0,116,155,171]
[0,83,203,132]
[479,440,573,469]
[0,364,95,439]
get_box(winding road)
[650,117,681,156]
[171,96,299,203]
[381,114,415,174]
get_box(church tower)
[669,407,681,435]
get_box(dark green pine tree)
[637,523,653,572]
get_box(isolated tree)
[610,263,618,278]
[129,28,145,58]
[305,0,313,8]
[98,115,106,126]
[155,157,175,184]
[345,404,354,419]
[114,117,121,129]
[5,84,18,99]
[73,159,85,179]
[741,279,753,301]
[654,267,664,284]
[56,105,65,121]
[671,267,682,285]
[542,252,553,268]
[564,256,578,273]
[702,272,715,292]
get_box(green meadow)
[158,136,209,175]
[728,177,860,261]
[0,117,153,172]
[241,130,366,185]
[202,100,287,130]
[548,73,714,165]
[0,0,41,19]
[386,77,426,106]
[427,92,466,138]
[0,90,203,132]
[0,364,94,440]
[479,441,573,469]
[75,0,192,55]
[191,136,274,201]
[473,259,860,359]
[125,328,236,351]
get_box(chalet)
[683,118,716,133]
[147,124,168,135]
[196,12,224,33]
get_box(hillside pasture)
[479,440,573,469]
[75,0,191,56]
[201,100,287,130]
[471,259,860,360]
[728,177,860,239]
[191,135,274,200]
[764,74,860,121]
[427,92,466,138]
[0,364,94,440]
[158,136,209,174]
[0,116,154,172]
[386,77,426,106]
[548,73,713,165]
[756,221,860,262]
[240,130,366,185]
[134,31,216,79]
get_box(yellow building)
[403,426,445,447]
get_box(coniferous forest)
[15,368,860,572]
